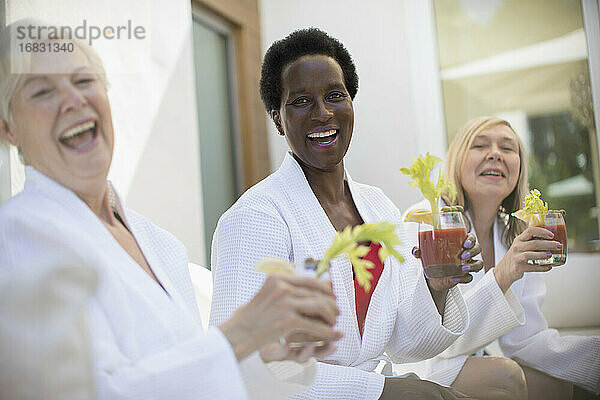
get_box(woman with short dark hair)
[209,28,522,400]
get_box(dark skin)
[272,54,482,399]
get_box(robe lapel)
[278,154,362,348]
[25,167,184,313]
[345,172,396,356]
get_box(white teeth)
[61,121,95,140]
[482,171,502,176]
[308,129,336,139]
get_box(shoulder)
[0,189,68,236]
[352,180,403,220]
[125,208,187,254]
[0,191,89,270]
[218,172,288,226]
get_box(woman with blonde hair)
[407,116,600,399]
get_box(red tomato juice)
[544,224,567,266]
[418,227,467,278]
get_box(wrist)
[218,312,258,361]
[493,265,511,293]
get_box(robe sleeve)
[435,269,525,358]
[91,307,249,400]
[498,272,600,394]
[209,205,387,400]
[0,207,251,400]
[385,258,469,363]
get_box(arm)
[435,268,525,358]
[209,206,388,400]
[499,272,600,394]
[0,210,251,400]
[91,303,249,400]
[386,265,469,363]
[430,225,563,359]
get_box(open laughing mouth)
[59,120,98,151]
[307,129,338,147]
[480,168,505,178]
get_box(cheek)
[508,156,521,184]
[462,154,479,177]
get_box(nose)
[311,98,333,121]
[487,144,503,161]
[60,85,87,114]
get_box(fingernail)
[461,251,471,260]
[556,243,563,249]
[450,277,461,283]
[546,252,552,257]
[462,265,470,272]
[548,232,554,238]
[463,239,473,248]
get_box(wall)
[5,0,207,264]
[258,0,432,211]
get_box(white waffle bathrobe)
[405,199,600,394]
[0,167,315,400]
[210,153,469,399]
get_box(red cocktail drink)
[419,227,467,278]
[532,211,567,266]
[418,211,467,278]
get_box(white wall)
[5,0,206,264]
[259,0,435,211]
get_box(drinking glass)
[418,211,468,278]
[285,259,332,348]
[531,211,567,266]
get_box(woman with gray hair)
[0,21,341,400]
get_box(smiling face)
[1,42,113,193]
[272,54,354,171]
[460,124,521,207]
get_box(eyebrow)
[22,66,93,87]
[474,134,517,142]
[287,82,347,98]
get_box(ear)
[271,110,285,136]
[0,119,19,147]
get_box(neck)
[469,197,501,240]
[78,182,110,220]
[295,155,346,203]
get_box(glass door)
[191,15,240,266]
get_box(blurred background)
[1,0,599,331]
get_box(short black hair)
[259,28,359,114]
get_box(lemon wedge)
[513,210,546,227]
[404,208,433,225]
[255,257,295,275]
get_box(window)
[432,0,600,252]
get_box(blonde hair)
[442,116,528,247]
[0,19,108,148]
